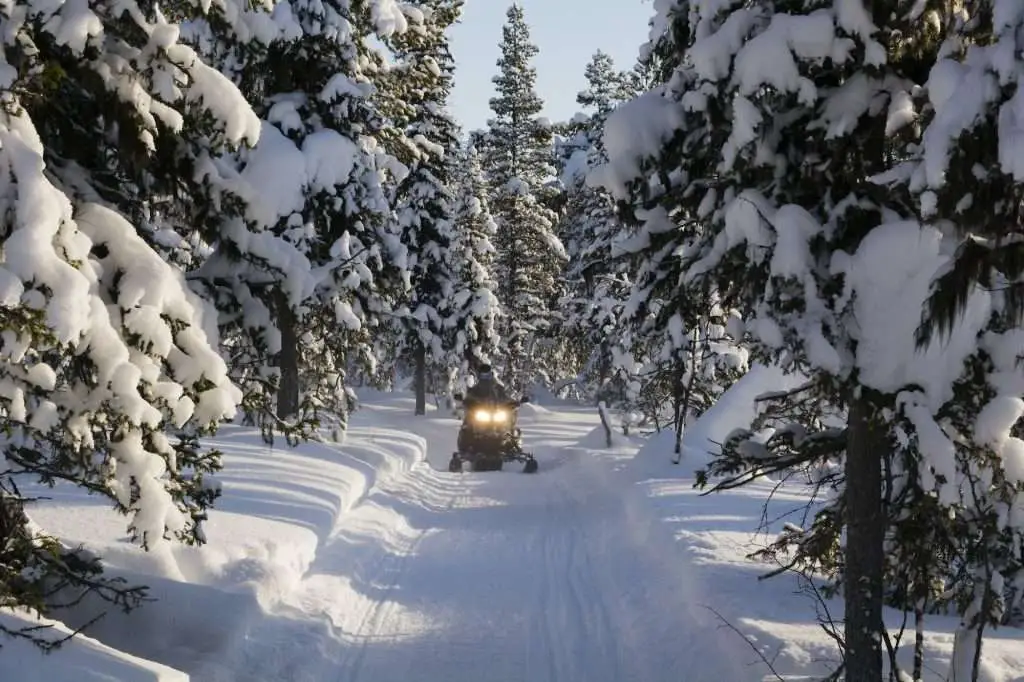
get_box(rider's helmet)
[477,363,493,381]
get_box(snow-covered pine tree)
[480,3,566,392]
[1,0,258,645]
[577,51,633,117]
[886,3,1024,674]
[446,144,502,397]
[164,6,316,444]
[586,28,746,452]
[594,0,971,678]
[185,0,413,436]
[554,51,639,410]
[386,0,480,415]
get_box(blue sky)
[447,0,653,132]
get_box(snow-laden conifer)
[0,0,261,645]
[592,0,981,677]
[479,4,566,392]
[184,0,414,436]
[385,0,499,413]
[446,144,502,396]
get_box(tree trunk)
[914,600,925,681]
[845,391,886,681]
[597,343,610,403]
[597,401,612,448]
[276,289,300,420]
[414,340,427,416]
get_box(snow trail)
[20,391,1024,681]
[191,399,750,682]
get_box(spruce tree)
[480,3,566,392]
[447,144,502,394]
[185,0,413,435]
[1,0,257,646]
[387,0,477,415]
[910,2,1024,343]
[581,45,746,448]
[553,52,639,411]
[892,4,1024,673]
[625,2,1024,677]
[576,51,631,117]
[594,1,959,677]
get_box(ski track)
[199,407,749,682]
[335,477,464,682]
[535,477,625,682]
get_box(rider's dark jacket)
[463,377,510,408]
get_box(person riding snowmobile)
[461,363,511,409]
[456,364,515,452]
[450,364,537,473]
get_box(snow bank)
[632,364,805,475]
[52,573,262,675]
[18,418,427,678]
[561,435,767,680]
[578,369,1023,681]
[561,383,1024,681]
[517,401,551,420]
[576,423,624,450]
[573,404,648,455]
[0,611,187,681]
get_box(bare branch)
[701,604,786,682]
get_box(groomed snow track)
[184,401,751,682]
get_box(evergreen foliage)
[386,0,499,412]
[185,0,414,436]
[0,0,258,644]
[554,51,638,408]
[447,143,502,394]
[478,4,566,392]
[595,1,1024,678]
[6,1,1024,674]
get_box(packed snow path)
[16,387,1024,682]
[191,401,748,682]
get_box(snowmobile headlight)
[491,409,508,422]
[473,409,492,423]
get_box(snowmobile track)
[523,476,627,682]
[558,478,625,682]
[182,401,761,682]
[334,481,467,682]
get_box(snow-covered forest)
[2,0,1024,680]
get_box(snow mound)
[0,611,187,681]
[632,429,683,471]
[19,419,427,677]
[576,423,621,449]
[632,364,805,475]
[54,572,261,674]
[517,402,551,419]
[575,421,646,454]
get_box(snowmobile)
[448,396,538,474]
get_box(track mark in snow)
[551,479,625,682]
[333,529,427,680]
[203,402,755,682]
[531,505,559,682]
[336,477,466,681]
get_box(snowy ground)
[4,379,1023,681]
